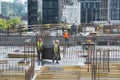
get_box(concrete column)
[108,0,110,21]
[58,0,62,23]
[79,2,81,25]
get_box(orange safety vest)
[64,32,69,39]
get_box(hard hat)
[87,39,92,43]
[64,30,68,32]
[55,40,60,44]
[38,38,42,41]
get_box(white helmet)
[55,40,60,44]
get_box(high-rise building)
[80,0,102,23]
[80,0,120,23]
[28,0,80,25]
[28,0,38,25]
[101,0,108,21]
[110,0,120,20]
[42,0,61,24]
[28,0,61,25]
[37,0,43,24]
[28,0,120,25]
[23,0,28,13]
[61,0,81,25]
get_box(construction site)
[0,23,120,80]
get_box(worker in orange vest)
[63,30,69,48]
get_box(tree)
[9,17,21,29]
[0,17,21,34]
[0,18,7,30]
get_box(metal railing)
[0,36,35,80]
[0,61,35,80]
[0,62,25,75]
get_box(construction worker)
[53,40,60,63]
[67,23,71,34]
[37,38,44,61]
[63,30,69,48]
[61,21,65,33]
[71,23,77,35]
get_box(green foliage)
[0,2,23,30]
[0,17,21,30]
[9,17,21,28]
[0,18,8,30]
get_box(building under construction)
[0,24,120,80]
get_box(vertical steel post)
[108,49,110,72]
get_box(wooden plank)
[0,75,25,80]
[8,53,37,58]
